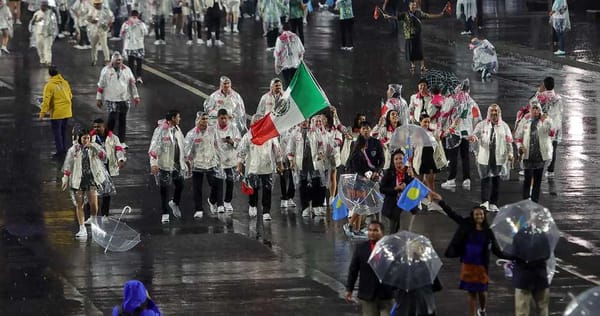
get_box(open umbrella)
[421,69,461,96]
[91,206,141,253]
[389,125,434,151]
[490,200,560,263]
[564,286,600,316]
[368,231,443,291]
[337,173,383,216]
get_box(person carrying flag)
[380,149,414,234]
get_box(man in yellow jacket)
[39,66,73,158]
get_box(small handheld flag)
[397,179,430,211]
[332,195,349,221]
[373,5,380,20]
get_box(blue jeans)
[51,118,69,155]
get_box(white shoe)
[208,198,217,214]
[83,217,94,225]
[428,202,444,213]
[313,207,327,216]
[206,39,213,47]
[265,47,274,52]
[217,206,225,213]
[224,202,234,212]
[545,171,555,178]
[232,27,239,33]
[553,50,566,55]
[161,214,170,223]
[57,33,65,39]
[196,38,205,45]
[74,44,84,49]
[480,201,490,211]
[224,26,230,32]
[287,199,297,208]
[518,170,525,176]
[169,200,182,218]
[109,36,121,41]
[263,213,272,221]
[489,204,499,213]
[75,226,87,238]
[462,179,471,188]
[153,40,161,45]
[302,207,311,217]
[248,206,258,217]
[186,40,193,45]
[15,20,22,25]
[280,200,288,208]
[83,45,92,49]
[193,211,204,219]
[215,40,224,46]
[346,46,354,51]
[441,179,456,189]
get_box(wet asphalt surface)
[1,0,600,315]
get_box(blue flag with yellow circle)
[331,194,349,221]
[397,179,430,212]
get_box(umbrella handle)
[104,206,132,253]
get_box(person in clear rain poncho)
[203,76,248,134]
[549,0,570,55]
[259,0,285,50]
[31,0,58,65]
[535,77,563,178]
[457,0,476,35]
[0,0,13,55]
[120,10,148,83]
[383,84,410,127]
[274,24,305,86]
[214,109,241,213]
[469,37,498,81]
[86,0,114,66]
[467,104,513,213]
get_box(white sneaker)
[480,201,490,211]
[208,198,217,214]
[263,213,272,221]
[248,206,258,217]
[441,179,456,189]
[232,27,239,33]
[206,39,213,47]
[280,200,288,208]
[265,47,274,52]
[287,199,297,208]
[109,36,121,41]
[462,179,471,188]
[193,211,203,219]
[74,44,84,49]
[313,207,327,216]
[489,204,499,213]
[224,202,234,212]
[428,202,444,214]
[224,26,230,32]
[169,200,182,218]
[545,171,555,178]
[153,40,161,45]
[186,40,193,45]
[161,214,170,223]
[57,33,65,39]
[75,226,87,238]
[196,38,205,45]
[217,206,225,213]
[346,46,354,51]
[83,217,94,225]
[215,40,224,46]
[15,20,22,25]
[302,207,311,217]
[518,170,525,176]
[553,50,566,55]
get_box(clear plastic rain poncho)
[536,89,564,143]
[183,113,225,178]
[62,141,116,195]
[260,0,285,31]
[274,31,305,74]
[0,2,13,38]
[302,115,338,186]
[550,0,571,33]
[337,173,383,216]
[203,79,248,135]
[368,231,443,291]
[456,0,477,21]
[469,38,498,74]
[444,79,482,149]
[385,84,410,127]
[471,104,513,180]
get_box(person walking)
[468,104,513,213]
[149,110,188,223]
[0,0,12,55]
[112,280,162,316]
[183,0,203,45]
[70,0,93,49]
[382,84,409,126]
[274,25,304,86]
[87,0,114,66]
[96,51,141,144]
[457,0,476,35]
[549,0,570,55]
[151,0,170,45]
[203,0,225,46]
[39,66,73,159]
[345,220,395,315]
[31,0,59,66]
[408,79,431,124]
[203,76,247,134]
[256,78,283,117]
[535,77,563,178]
[412,114,446,211]
[287,0,305,42]
[120,10,148,83]
[380,149,414,234]
[260,0,284,51]
[335,0,353,51]
[214,109,241,213]
[435,195,506,316]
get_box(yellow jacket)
[40,74,73,119]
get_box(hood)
[485,104,504,125]
[121,280,155,313]
[49,74,66,84]
[388,84,402,98]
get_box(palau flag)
[331,195,349,221]
[397,179,430,212]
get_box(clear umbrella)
[389,125,434,152]
[368,231,443,291]
[91,206,141,253]
[564,286,600,316]
[338,174,384,216]
[490,200,560,263]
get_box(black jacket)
[346,138,385,175]
[439,200,506,270]
[346,240,394,301]
[380,167,414,220]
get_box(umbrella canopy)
[564,286,600,316]
[490,200,560,263]
[389,125,434,151]
[421,69,461,96]
[338,174,384,216]
[91,206,141,252]
[368,231,443,291]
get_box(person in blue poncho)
[112,280,162,316]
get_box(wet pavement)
[2,0,600,315]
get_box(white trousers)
[35,35,53,64]
[90,30,109,63]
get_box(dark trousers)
[523,168,543,202]
[464,17,474,33]
[300,177,326,209]
[556,30,565,51]
[50,118,69,155]
[193,170,223,212]
[59,9,69,33]
[153,15,166,40]
[186,16,202,40]
[223,168,234,203]
[446,139,470,181]
[113,16,124,38]
[159,170,184,214]
[281,68,297,86]
[107,101,129,142]
[289,17,304,43]
[78,26,90,45]
[547,141,558,172]
[100,195,111,216]
[206,8,221,40]
[340,18,354,47]
[127,56,143,78]
[481,176,499,204]
[266,28,279,47]
[279,169,296,200]
[249,174,273,213]
[476,0,483,27]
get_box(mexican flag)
[250,62,330,145]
